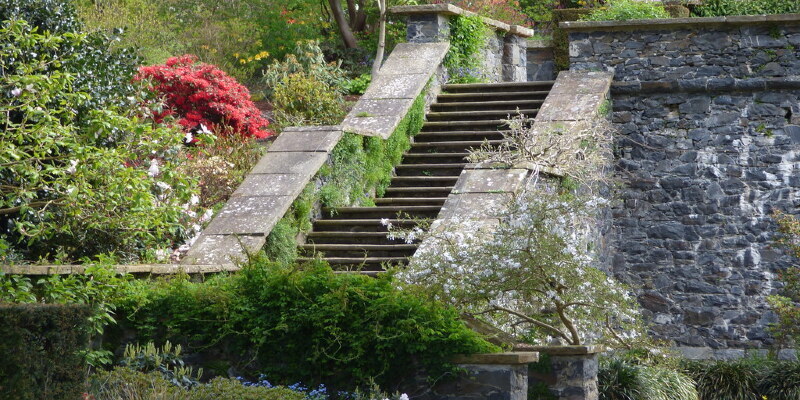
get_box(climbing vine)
[444,15,491,84]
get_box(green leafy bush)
[769,211,800,348]
[88,367,306,400]
[694,0,800,16]
[343,73,372,95]
[116,257,497,391]
[262,40,349,98]
[272,72,347,126]
[758,361,800,400]
[445,14,491,83]
[582,0,670,21]
[683,358,769,400]
[0,304,91,400]
[0,20,201,263]
[599,357,698,400]
[120,341,202,389]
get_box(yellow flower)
[239,59,247,64]
[233,53,240,58]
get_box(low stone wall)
[392,3,532,82]
[562,15,800,354]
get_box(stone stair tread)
[426,109,538,119]
[323,205,442,213]
[436,91,550,99]
[443,81,555,91]
[395,163,467,169]
[423,119,507,126]
[431,100,544,108]
[411,140,504,147]
[391,175,459,180]
[300,244,418,250]
[298,257,408,264]
[314,218,419,224]
[373,197,448,204]
[385,186,454,192]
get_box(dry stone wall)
[564,16,800,356]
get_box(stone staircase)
[298,81,555,270]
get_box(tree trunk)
[352,0,368,32]
[328,0,358,48]
[371,0,386,76]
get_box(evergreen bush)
[0,304,91,400]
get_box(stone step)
[425,109,538,121]
[373,197,448,205]
[401,152,471,164]
[297,257,408,268]
[299,243,418,258]
[322,205,441,218]
[436,91,550,103]
[414,131,506,142]
[312,218,419,232]
[421,120,510,132]
[306,231,408,245]
[430,99,544,112]
[384,186,454,197]
[442,81,555,93]
[410,140,504,152]
[395,163,467,176]
[390,176,459,187]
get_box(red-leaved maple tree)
[136,55,271,140]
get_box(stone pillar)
[428,352,539,400]
[502,34,527,82]
[529,346,605,400]
[406,13,450,43]
[526,40,556,82]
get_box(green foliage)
[89,367,306,400]
[769,211,800,347]
[694,0,800,16]
[445,15,491,84]
[116,257,497,391]
[758,361,800,400]
[599,356,698,400]
[0,303,91,400]
[343,73,373,95]
[120,341,203,389]
[682,357,769,400]
[0,0,142,121]
[262,40,349,98]
[520,0,560,23]
[273,72,347,126]
[582,0,670,21]
[1,20,201,263]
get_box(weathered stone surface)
[342,114,405,137]
[529,346,606,356]
[182,234,266,265]
[429,364,529,400]
[452,168,529,193]
[537,92,608,121]
[232,173,309,198]
[453,352,539,365]
[361,73,429,100]
[269,129,343,152]
[251,152,328,177]
[438,192,513,219]
[527,45,556,81]
[530,352,601,400]
[201,196,291,235]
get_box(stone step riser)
[395,167,465,177]
[442,81,555,93]
[420,122,510,133]
[374,197,448,206]
[307,236,413,245]
[312,220,418,233]
[297,257,408,268]
[425,110,538,122]
[401,153,470,164]
[324,209,441,219]
[299,249,417,258]
[430,100,544,112]
[436,91,549,103]
[389,177,459,188]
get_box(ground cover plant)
[581,0,669,21]
[694,0,800,17]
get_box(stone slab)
[438,192,514,219]
[529,345,606,355]
[549,71,613,95]
[201,196,292,235]
[181,234,266,265]
[251,152,328,177]
[452,168,529,194]
[388,42,450,60]
[536,92,608,122]
[232,173,308,198]
[348,98,413,118]
[341,114,404,138]
[281,125,340,132]
[453,352,539,365]
[269,129,343,152]
[378,55,443,75]
[361,73,429,100]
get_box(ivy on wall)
[444,15,491,84]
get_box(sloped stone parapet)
[341,42,449,138]
[182,126,344,266]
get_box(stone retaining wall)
[527,39,556,82]
[563,15,800,354]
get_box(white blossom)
[10,88,22,97]
[148,159,160,177]
[65,159,78,174]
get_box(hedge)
[0,303,91,400]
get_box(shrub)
[0,0,141,122]
[116,257,497,391]
[683,358,769,400]
[599,358,698,400]
[261,40,349,98]
[758,361,800,400]
[0,303,91,400]
[136,55,271,139]
[582,0,670,21]
[694,0,800,16]
[0,20,201,263]
[444,14,492,83]
[119,341,202,389]
[88,367,306,400]
[769,211,800,347]
[343,73,372,95]
[272,73,347,126]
